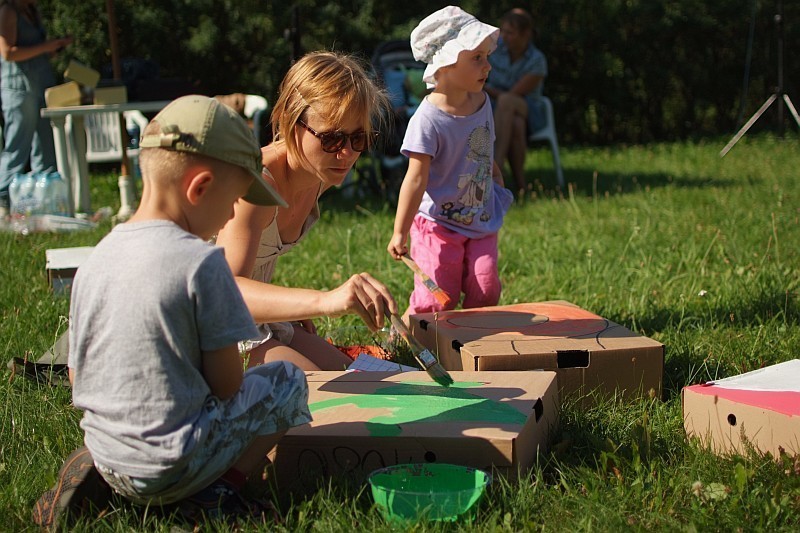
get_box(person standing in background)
[485,8,547,195]
[0,0,72,216]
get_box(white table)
[41,101,171,216]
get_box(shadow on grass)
[319,165,740,215]
[531,394,684,492]
[609,290,798,401]
[523,166,738,199]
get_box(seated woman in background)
[215,51,398,371]
[484,8,548,194]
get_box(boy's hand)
[387,233,408,260]
[202,344,244,400]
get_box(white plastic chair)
[243,94,267,120]
[84,110,149,170]
[244,94,269,146]
[528,96,564,187]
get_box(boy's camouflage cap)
[140,95,286,207]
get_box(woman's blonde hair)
[271,51,391,162]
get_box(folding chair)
[528,96,564,187]
[84,110,149,174]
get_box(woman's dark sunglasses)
[298,120,377,153]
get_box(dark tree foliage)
[38,0,799,144]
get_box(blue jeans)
[0,86,56,205]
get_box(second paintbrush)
[401,255,452,307]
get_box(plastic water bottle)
[33,172,50,214]
[8,173,24,208]
[9,172,37,216]
[46,172,70,216]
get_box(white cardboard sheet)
[346,352,419,373]
[708,359,800,393]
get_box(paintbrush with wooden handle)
[401,255,452,307]
[386,311,453,387]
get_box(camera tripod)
[721,0,800,157]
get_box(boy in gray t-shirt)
[33,95,310,526]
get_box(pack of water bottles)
[8,171,71,217]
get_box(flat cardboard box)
[45,81,81,108]
[683,360,800,457]
[269,370,558,495]
[410,301,664,402]
[93,85,128,105]
[45,246,94,294]
[64,60,100,88]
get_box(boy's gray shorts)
[96,361,311,505]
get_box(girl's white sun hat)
[410,5,499,87]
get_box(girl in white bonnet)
[387,6,514,323]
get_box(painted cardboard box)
[269,370,558,495]
[683,359,800,457]
[409,300,664,401]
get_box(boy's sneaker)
[32,446,112,527]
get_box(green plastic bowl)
[368,463,491,522]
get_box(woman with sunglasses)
[215,51,398,371]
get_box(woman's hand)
[321,273,398,331]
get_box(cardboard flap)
[415,301,606,342]
[413,301,664,355]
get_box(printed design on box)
[309,381,527,437]
[688,387,800,417]
[431,303,612,339]
[689,359,800,416]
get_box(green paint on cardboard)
[309,381,527,437]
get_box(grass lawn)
[1,135,798,530]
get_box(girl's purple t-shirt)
[401,94,513,238]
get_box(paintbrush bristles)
[401,255,453,308]
[387,312,454,387]
[424,280,452,307]
[415,349,455,387]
